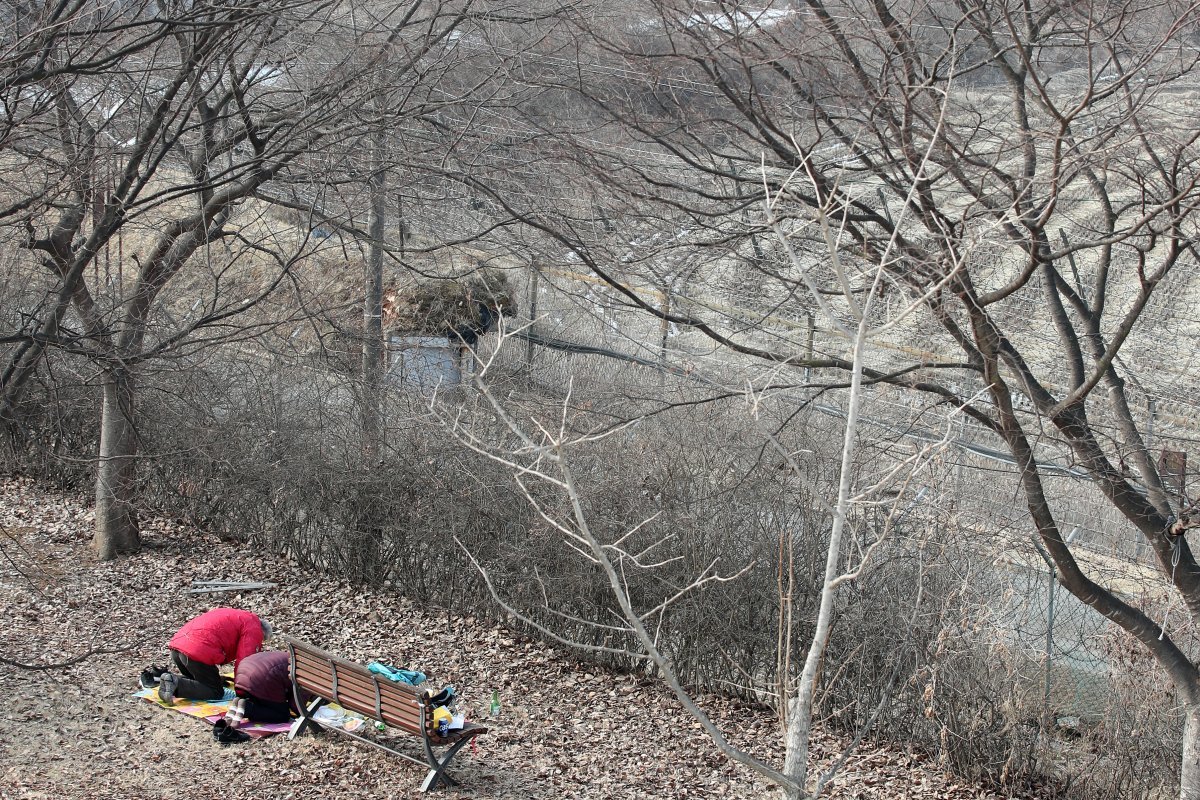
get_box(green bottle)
[489,690,500,718]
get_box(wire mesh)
[476,258,1191,729]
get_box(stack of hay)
[384,269,516,342]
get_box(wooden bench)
[285,637,488,792]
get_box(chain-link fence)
[468,259,1185,738]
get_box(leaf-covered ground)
[0,477,1034,799]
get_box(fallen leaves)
[0,476,1046,800]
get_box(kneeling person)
[226,650,296,727]
[159,607,271,702]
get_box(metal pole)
[1147,398,1156,448]
[659,292,671,365]
[1032,526,1076,734]
[1042,558,1057,733]
[876,187,893,226]
[803,312,815,385]
[955,415,966,488]
[525,269,539,374]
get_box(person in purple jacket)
[225,650,298,726]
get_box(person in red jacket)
[223,650,300,726]
[158,608,272,702]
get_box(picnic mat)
[132,686,292,737]
[133,687,368,736]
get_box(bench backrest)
[287,637,426,737]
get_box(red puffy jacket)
[169,608,265,674]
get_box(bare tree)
[456,0,1200,794]
[442,218,958,797]
[0,0,433,558]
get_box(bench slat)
[291,646,424,734]
[294,649,418,692]
[302,678,423,733]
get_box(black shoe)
[157,673,179,703]
[139,665,167,689]
[213,719,250,745]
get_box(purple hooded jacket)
[233,650,294,707]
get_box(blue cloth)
[367,662,426,686]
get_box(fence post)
[1032,538,1058,734]
[659,292,672,366]
[1146,397,1156,449]
[1137,398,1157,561]
[1033,526,1077,734]
[803,311,815,385]
[525,269,539,374]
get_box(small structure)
[388,335,462,390]
[383,269,516,388]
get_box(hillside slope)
[0,477,1036,799]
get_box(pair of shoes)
[158,673,179,703]
[213,719,250,745]
[138,664,168,689]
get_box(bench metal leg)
[289,696,329,740]
[420,736,472,792]
[421,764,461,792]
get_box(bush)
[3,342,1176,799]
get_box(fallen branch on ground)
[0,640,143,670]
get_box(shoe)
[158,673,179,703]
[139,664,169,689]
[213,719,250,745]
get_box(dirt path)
[0,477,1015,799]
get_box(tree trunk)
[780,698,811,800]
[353,121,388,581]
[93,365,140,560]
[362,122,386,464]
[1184,705,1200,800]
[779,335,866,800]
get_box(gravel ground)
[0,477,1026,799]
